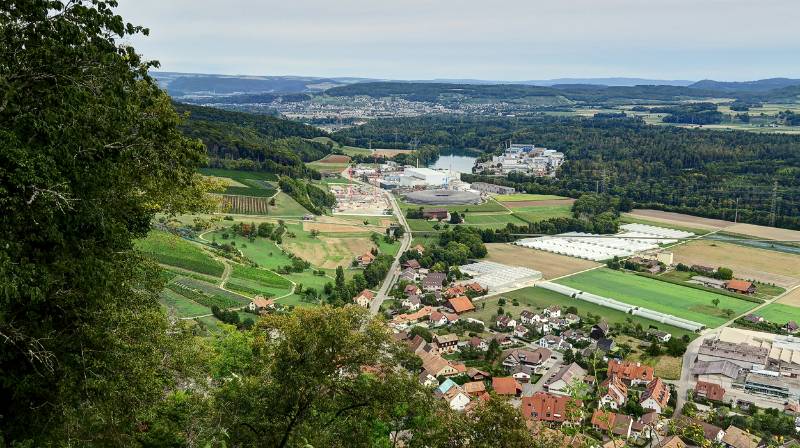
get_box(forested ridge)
[175,103,332,179]
[335,115,800,229]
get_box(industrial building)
[398,167,451,188]
[474,143,565,177]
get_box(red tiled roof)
[358,289,375,299]
[726,279,754,292]
[608,360,654,383]
[695,381,726,401]
[641,378,670,410]
[448,296,475,314]
[521,392,580,422]
[492,377,522,395]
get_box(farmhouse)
[591,410,633,439]
[599,376,628,409]
[357,252,375,267]
[608,360,655,386]
[639,378,670,414]
[248,297,274,313]
[434,334,460,353]
[492,377,522,397]
[725,279,756,295]
[446,296,475,314]
[422,272,447,291]
[422,208,448,220]
[695,381,726,402]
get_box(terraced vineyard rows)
[219,194,271,214]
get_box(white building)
[398,167,451,187]
[475,144,565,177]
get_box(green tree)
[0,0,211,443]
[712,298,720,308]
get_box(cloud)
[115,0,800,80]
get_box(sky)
[115,0,800,82]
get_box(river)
[428,154,477,174]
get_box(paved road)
[370,189,412,315]
[523,350,564,397]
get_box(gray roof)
[691,360,742,379]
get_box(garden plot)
[514,223,694,261]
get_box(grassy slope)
[555,268,757,327]
[136,230,224,277]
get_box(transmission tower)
[769,180,778,227]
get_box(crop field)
[166,281,243,310]
[466,287,696,339]
[136,230,224,277]
[199,168,277,181]
[462,213,528,228]
[778,288,800,307]
[494,193,568,202]
[231,265,293,289]
[270,192,311,216]
[511,205,573,222]
[398,197,507,214]
[555,268,758,327]
[172,277,250,304]
[160,289,209,318]
[222,186,277,197]
[219,194,271,215]
[284,234,374,269]
[671,240,800,287]
[620,215,710,235]
[485,243,599,279]
[625,209,733,231]
[754,303,800,325]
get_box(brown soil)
[628,209,734,230]
[778,288,800,306]
[318,154,351,164]
[504,199,576,208]
[671,240,800,287]
[725,223,800,242]
[373,149,413,158]
[485,243,600,280]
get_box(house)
[655,435,687,448]
[429,310,458,327]
[447,296,475,314]
[492,377,522,396]
[247,297,274,312]
[562,329,590,344]
[721,425,760,448]
[422,208,448,220]
[420,352,465,378]
[640,377,670,414]
[785,321,800,334]
[695,380,726,402]
[444,285,466,298]
[404,284,421,296]
[468,337,488,351]
[725,280,756,295]
[563,313,580,325]
[401,295,421,311]
[462,381,487,397]
[357,252,375,267]
[521,392,581,424]
[631,411,660,439]
[538,335,572,351]
[543,305,561,318]
[547,317,568,331]
[502,347,552,371]
[399,268,417,282]
[466,367,491,381]
[543,362,587,396]
[422,272,447,291]
[418,372,438,387]
[597,338,616,353]
[435,334,460,353]
[493,334,514,347]
[466,282,485,293]
[495,315,517,329]
[353,289,375,307]
[520,310,536,324]
[412,244,425,254]
[392,306,433,325]
[513,325,529,339]
[436,378,458,395]
[591,321,609,340]
[691,275,727,289]
[591,409,633,439]
[608,360,655,386]
[441,387,471,411]
[647,328,672,343]
[742,314,763,324]
[599,376,628,409]
[512,365,533,383]
[402,259,421,270]
[673,416,725,443]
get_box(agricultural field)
[136,230,224,277]
[461,213,529,228]
[624,209,732,231]
[228,264,294,298]
[658,270,784,302]
[484,243,600,279]
[160,289,210,318]
[753,303,800,326]
[620,215,710,236]
[218,194,272,215]
[494,193,569,202]
[616,334,683,380]
[671,240,800,288]
[510,205,573,222]
[555,268,758,327]
[270,192,312,216]
[465,287,696,339]
[199,168,278,182]
[397,197,507,214]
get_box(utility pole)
[734,197,740,223]
[769,180,778,227]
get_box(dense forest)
[334,115,800,229]
[176,103,332,178]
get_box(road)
[370,188,412,315]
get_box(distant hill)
[152,72,368,97]
[689,77,800,92]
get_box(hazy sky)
[116,0,800,81]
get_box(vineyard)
[136,230,225,277]
[219,194,271,215]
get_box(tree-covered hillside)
[176,103,333,178]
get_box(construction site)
[329,180,392,216]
